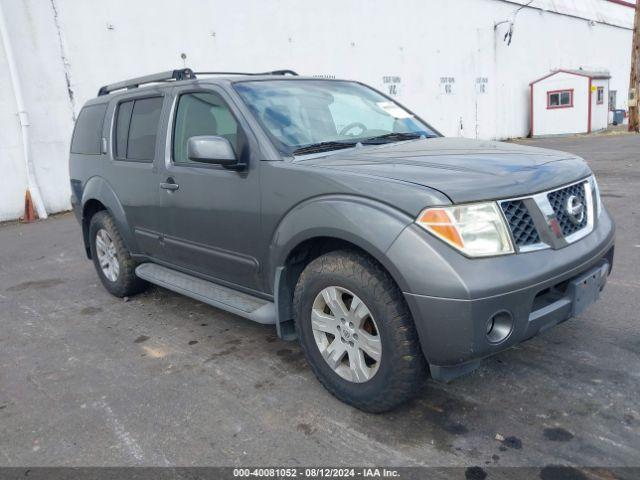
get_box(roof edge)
[530,69,611,85]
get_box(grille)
[501,200,540,247]
[547,182,588,237]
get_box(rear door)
[106,93,167,257]
[155,86,263,292]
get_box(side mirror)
[187,136,237,166]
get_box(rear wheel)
[89,211,147,297]
[293,250,427,412]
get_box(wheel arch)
[80,176,135,259]
[269,196,415,340]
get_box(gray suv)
[69,69,615,412]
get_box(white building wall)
[0,0,635,221]
[0,0,76,222]
[0,37,27,222]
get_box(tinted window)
[126,97,163,161]
[173,92,238,163]
[114,100,134,158]
[71,104,107,154]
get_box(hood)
[295,138,592,203]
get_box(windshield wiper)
[292,132,431,155]
[292,141,358,156]
[361,132,427,145]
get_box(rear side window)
[114,96,163,162]
[71,104,107,154]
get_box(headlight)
[589,175,602,218]
[416,202,514,257]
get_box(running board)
[135,263,276,324]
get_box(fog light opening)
[486,311,513,344]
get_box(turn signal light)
[417,209,464,249]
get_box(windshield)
[234,80,438,156]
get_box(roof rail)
[194,69,299,77]
[97,68,196,96]
[97,68,298,96]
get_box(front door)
[156,87,263,292]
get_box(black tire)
[89,210,148,298]
[293,249,427,413]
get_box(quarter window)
[172,92,239,164]
[71,104,107,155]
[547,90,573,109]
[114,96,163,162]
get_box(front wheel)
[293,250,427,412]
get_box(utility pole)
[629,0,640,132]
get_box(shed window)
[547,90,573,109]
[597,87,604,105]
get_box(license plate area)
[569,264,608,316]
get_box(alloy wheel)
[95,228,120,282]
[311,286,382,383]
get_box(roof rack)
[193,69,299,77]
[97,68,298,96]
[97,68,196,96]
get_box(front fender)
[268,195,415,293]
[81,176,137,254]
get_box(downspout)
[529,83,534,137]
[0,1,48,220]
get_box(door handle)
[160,177,179,191]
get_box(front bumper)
[387,207,615,381]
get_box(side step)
[135,263,276,325]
